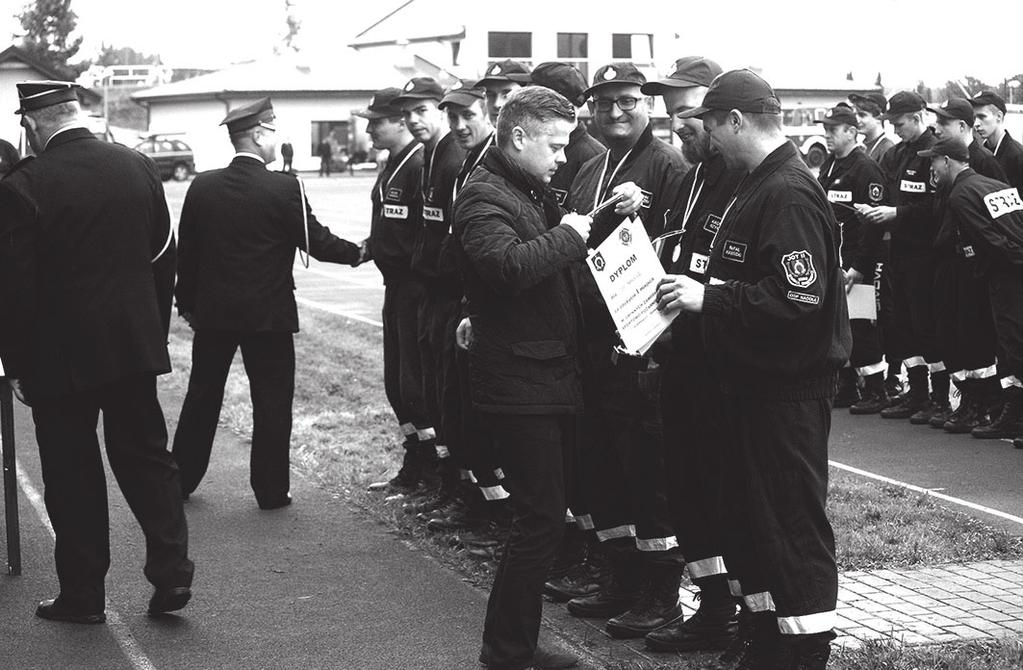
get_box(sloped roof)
[349,0,464,48]
[132,51,404,103]
[0,45,102,105]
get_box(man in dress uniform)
[454,85,591,670]
[564,62,688,640]
[355,88,434,491]
[477,58,532,123]
[971,91,1023,192]
[392,77,463,490]
[814,105,887,412]
[920,138,1023,447]
[0,80,193,622]
[927,99,1008,432]
[172,98,364,509]
[859,92,943,424]
[659,69,850,669]
[531,62,607,209]
[642,56,749,655]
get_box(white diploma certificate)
[846,284,877,320]
[586,218,677,355]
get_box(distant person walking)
[0,80,194,623]
[280,140,294,173]
[317,138,331,176]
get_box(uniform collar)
[43,124,91,151]
[232,151,266,164]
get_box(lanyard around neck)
[592,147,635,212]
[379,143,423,202]
[453,133,494,202]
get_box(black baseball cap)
[15,80,79,114]
[353,87,404,119]
[393,77,445,105]
[918,137,970,162]
[220,97,274,133]
[584,62,647,98]
[531,62,588,106]
[477,59,532,87]
[439,79,486,109]
[848,92,887,116]
[676,69,782,119]
[641,56,723,96]
[815,105,858,127]
[970,90,1007,115]
[880,91,926,120]
[928,98,974,125]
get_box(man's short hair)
[496,87,575,148]
[26,100,79,126]
[704,108,781,132]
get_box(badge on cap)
[825,110,834,118]
[451,80,463,90]
[404,81,415,91]
[941,101,949,109]
[603,67,618,81]
[490,64,502,75]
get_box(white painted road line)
[296,297,383,328]
[830,459,1023,527]
[16,461,159,670]
[295,264,385,289]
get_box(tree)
[95,43,161,68]
[14,0,85,77]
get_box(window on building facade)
[557,32,589,82]
[611,33,654,64]
[488,31,532,67]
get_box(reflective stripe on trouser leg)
[903,356,926,368]
[927,361,946,373]
[1003,376,1023,389]
[480,484,510,501]
[856,361,886,376]
[400,422,416,437]
[688,556,728,579]
[728,579,743,597]
[636,535,679,552]
[574,514,594,530]
[435,444,451,459]
[596,524,636,542]
[778,610,837,635]
[417,427,436,441]
[743,591,776,612]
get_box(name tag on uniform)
[703,214,722,234]
[828,190,852,203]
[384,204,409,219]
[423,206,444,222]
[387,187,403,200]
[983,188,1023,219]
[722,240,747,263]
[689,252,709,275]
[900,180,926,193]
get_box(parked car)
[133,136,194,181]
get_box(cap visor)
[393,92,440,105]
[640,79,698,96]
[675,105,711,120]
[439,92,483,109]
[916,149,939,157]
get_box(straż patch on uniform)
[703,213,722,234]
[383,204,409,219]
[983,187,1023,218]
[551,188,567,205]
[423,206,444,222]
[868,183,884,202]
[827,190,852,203]
[781,250,817,288]
[900,180,925,193]
[722,240,747,263]
[786,290,820,305]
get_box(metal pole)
[1,379,22,576]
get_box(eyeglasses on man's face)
[594,97,640,113]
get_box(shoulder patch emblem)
[869,182,884,202]
[781,250,817,288]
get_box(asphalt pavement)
[0,390,582,670]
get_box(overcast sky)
[4,0,1023,90]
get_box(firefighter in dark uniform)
[529,60,608,604]
[849,92,902,399]
[354,89,435,491]
[928,99,1008,433]
[859,92,943,423]
[641,56,750,654]
[658,69,850,670]
[921,138,1023,447]
[564,62,688,640]
[477,58,532,124]
[173,98,364,509]
[0,81,193,621]
[814,105,887,413]
[971,91,1023,192]
[421,80,506,527]
[532,62,607,210]
[391,77,464,489]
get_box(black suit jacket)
[0,127,175,397]
[175,155,360,332]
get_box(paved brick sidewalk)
[541,559,1023,668]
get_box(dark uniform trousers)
[421,288,465,459]
[721,390,838,620]
[934,255,998,374]
[875,255,900,367]
[382,279,430,442]
[173,330,295,502]
[990,272,1023,382]
[34,374,193,611]
[482,413,571,670]
[889,255,941,363]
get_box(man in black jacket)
[659,70,851,670]
[454,85,591,670]
[172,98,364,509]
[0,81,193,622]
[971,90,1023,192]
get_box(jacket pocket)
[510,340,568,360]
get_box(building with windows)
[131,52,405,172]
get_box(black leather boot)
[910,370,950,425]
[645,575,738,652]
[566,544,641,619]
[544,528,600,602]
[786,631,835,670]
[703,610,783,670]
[881,366,928,419]
[849,372,888,415]
[605,559,684,638]
[972,386,1023,439]
[387,443,423,490]
[833,368,860,408]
